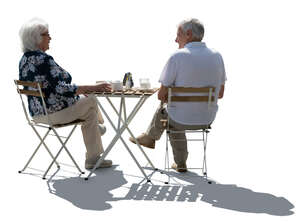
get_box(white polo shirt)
[159,42,227,125]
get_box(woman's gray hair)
[19,18,48,52]
[178,18,205,41]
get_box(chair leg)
[162,127,212,185]
[53,126,84,174]
[19,128,60,173]
[31,126,60,167]
[202,131,206,177]
[42,126,84,179]
[202,130,212,184]
[42,146,63,179]
[164,131,171,184]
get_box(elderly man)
[129,18,226,172]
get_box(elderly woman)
[18,18,112,170]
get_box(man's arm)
[158,84,168,103]
[218,84,225,99]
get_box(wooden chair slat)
[15,80,42,88]
[171,96,215,102]
[171,87,215,93]
[18,89,44,97]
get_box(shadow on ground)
[47,167,294,215]
[124,169,295,216]
[47,165,127,211]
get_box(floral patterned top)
[19,50,79,117]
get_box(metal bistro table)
[85,88,159,182]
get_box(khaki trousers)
[146,105,210,166]
[33,95,104,162]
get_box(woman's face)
[38,30,51,52]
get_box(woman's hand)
[94,83,112,92]
[76,83,112,95]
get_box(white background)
[0,0,299,221]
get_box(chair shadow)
[124,169,295,216]
[47,165,127,211]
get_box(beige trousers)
[33,95,104,162]
[146,105,210,165]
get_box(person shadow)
[47,165,127,211]
[124,169,295,216]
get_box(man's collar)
[184,41,206,49]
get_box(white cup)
[111,80,123,91]
[139,78,151,89]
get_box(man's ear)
[186,29,193,40]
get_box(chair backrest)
[14,80,48,124]
[167,87,215,129]
[15,80,44,97]
[168,86,215,105]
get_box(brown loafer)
[171,163,187,173]
[85,157,113,169]
[129,133,155,149]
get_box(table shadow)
[124,170,295,216]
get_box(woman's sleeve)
[41,55,78,97]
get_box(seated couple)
[18,18,226,172]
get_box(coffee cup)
[139,78,151,89]
[111,80,123,91]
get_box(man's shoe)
[129,133,155,149]
[85,157,112,169]
[171,163,187,173]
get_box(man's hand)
[218,84,225,99]
[158,84,168,103]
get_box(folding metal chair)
[14,80,85,179]
[162,87,215,184]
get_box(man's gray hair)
[19,18,48,52]
[178,18,204,41]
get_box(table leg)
[106,96,156,168]
[85,96,154,181]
